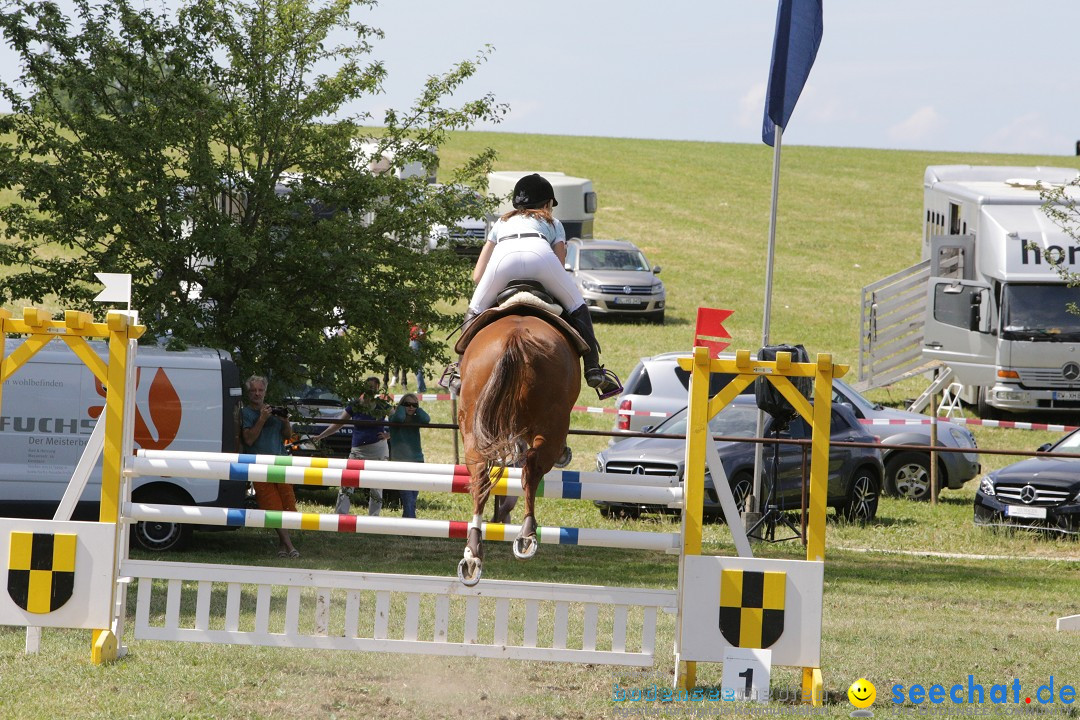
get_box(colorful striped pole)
[134,449,679,487]
[126,503,682,553]
[128,457,682,506]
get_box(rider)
[445,173,621,399]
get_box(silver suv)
[613,351,980,500]
[564,238,665,323]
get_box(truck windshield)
[1002,284,1080,341]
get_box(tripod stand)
[746,418,802,543]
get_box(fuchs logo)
[88,367,182,450]
[8,532,76,613]
[718,568,786,649]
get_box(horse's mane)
[469,327,546,486]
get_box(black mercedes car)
[974,429,1080,537]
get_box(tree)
[0,0,505,397]
[1041,176,1080,315]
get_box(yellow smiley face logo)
[848,678,876,709]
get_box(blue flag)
[762,0,823,146]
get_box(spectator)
[315,376,392,515]
[409,322,427,393]
[240,375,300,558]
[388,393,430,518]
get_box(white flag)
[93,273,132,304]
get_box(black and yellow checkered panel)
[718,569,785,649]
[7,532,76,614]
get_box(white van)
[0,339,246,551]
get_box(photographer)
[241,375,299,558]
[315,376,392,516]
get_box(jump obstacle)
[3,306,935,702]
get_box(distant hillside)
[440,132,1077,370]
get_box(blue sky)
[4,1,1078,156]
[366,0,1079,156]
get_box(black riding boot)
[566,305,623,399]
[440,309,479,393]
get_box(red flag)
[694,308,733,358]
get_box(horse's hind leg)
[457,467,490,586]
[513,449,542,560]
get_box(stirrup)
[438,362,459,391]
[585,366,622,400]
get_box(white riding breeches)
[468,238,585,314]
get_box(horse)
[455,312,581,586]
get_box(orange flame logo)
[88,368,183,450]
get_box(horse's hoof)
[512,535,537,560]
[457,557,482,586]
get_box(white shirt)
[487,215,566,249]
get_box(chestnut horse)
[455,314,581,585]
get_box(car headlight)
[651,281,664,293]
[979,476,996,496]
[581,280,600,292]
[596,456,605,472]
[949,427,976,448]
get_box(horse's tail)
[470,329,543,486]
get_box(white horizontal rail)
[134,449,677,487]
[128,457,682,506]
[125,504,683,553]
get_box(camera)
[269,406,289,418]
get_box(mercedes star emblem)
[631,465,645,475]
[1020,485,1038,504]
[1063,362,1080,382]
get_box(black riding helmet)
[511,173,559,210]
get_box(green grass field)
[2,132,1079,719]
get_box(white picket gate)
[125,559,677,666]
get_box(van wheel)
[976,387,999,420]
[648,310,665,325]
[131,487,192,552]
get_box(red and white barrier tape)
[860,416,1078,433]
[392,395,1075,432]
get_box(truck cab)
[921,166,1080,415]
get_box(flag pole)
[751,124,783,515]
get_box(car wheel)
[731,472,753,513]
[841,468,880,522]
[649,309,665,325]
[885,451,936,501]
[131,487,193,552]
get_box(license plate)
[1054,391,1080,401]
[613,297,641,305]
[1006,505,1047,519]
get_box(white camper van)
[0,339,246,551]
[921,165,1080,416]
[487,171,598,240]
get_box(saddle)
[454,280,590,356]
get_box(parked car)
[283,386,352,458]
[829,379,979,500]
[564,238,665,323]
[595,395,884,522]
[974,429,1080,537]
[613,351,980,500]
